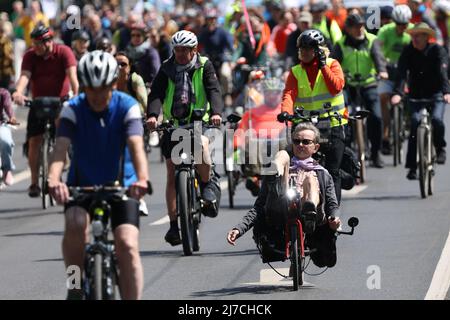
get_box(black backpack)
[340,146,361,190]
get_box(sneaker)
[245,177,260,197]
[371,155,384,168]
[202,200,218,218]
[164,227,181,246]
[406,169,417,180]
[436,148,446,164]
[2,170,14,186]
[381,140,392,155]
[149,131,159,147]
[28,184,41,198]
[139,199,149,216]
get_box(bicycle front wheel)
[177,170,194,256]
[417,126,430,199]
[355,120,366,183]
[93,253,103,300]
[393,106,400,167]
[40,136,49,209]
[290,224,300,291]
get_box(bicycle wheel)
[103,254,117,300]
[290,224,300,291]
[40,135,49,209]
[417,126,429,199]
[428,142,435,196]
[393,105,400,167]
[93,253,103,300]
[227,171,235,208]
[177,170,194,256]
[355,120,366,183]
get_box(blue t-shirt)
[58,91,143,187]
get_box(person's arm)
[146,48,161,86]
[0,89,15,121]
[393,46,409,96]
[437,45,450,95]
[281,70,298,114]
[324,171,340,218]
[329,43,343,63]
[48,136,71,204]
[321,60,345,95]
[203,59,224,116]
[132,73,148,115]
[66,66,79,96]
[12,71,31,105]
[147,68,168,118]
[370,39,388,74]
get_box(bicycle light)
[286,188,297,200]
[92,220,104,237]
[180,153,188,160]
[94,208,104,217]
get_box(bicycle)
[390,100,407,167]
[344,73,374,183]
[155,114,219,256]
[24,97,62,209]
[69,184,125,300]
[407,98,439,199]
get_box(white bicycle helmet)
[433,0,450,13]
[391,5,412,24]
[171,30,198,48]
[78,50,119,88]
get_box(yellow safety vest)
[291,58,347,127]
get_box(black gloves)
[316,47,327,69]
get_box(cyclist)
[96,36,114,54]
[281,29,346,203]
[47,50,149,300]
[311,1,343,47]
[391,22,450,180]
[146,30,223,246]
[332,13,389,169]
[408,0,444,45]
[285,11,313,71]
[11,25,78,198]
[234,78,286,196]
[377,5,413,155]
[0,88,18,186]
[227,123,341,268]
[71,29,90,61]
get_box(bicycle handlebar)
[23,97,63,108]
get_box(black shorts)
[64,197,140,230]
[26,107,56,139]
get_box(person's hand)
[379,72,389,80]
[210,114,222,127]
[316,47,327,69]
[129,179,148,200]
[8,117,18,125]
[236,57,246,65]
[146,116,158,130]
[48,180,70,205]
[391,94,402,105]
[227,229,240,245]
[328,216,341,230]
[12,91,26,106]
[444,93,450,104]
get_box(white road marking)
[149,215,170,226]
[425,230,450,300]
[342,184,368,196]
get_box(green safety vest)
[338,32,377,86]
[163,56,210,126]
[291,58,347,127]
[312,17,342,44]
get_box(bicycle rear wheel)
[177,170,194,256]
[393,106,400,167]
[93,253,103,300]
[417,126,429,199]
[355,120,366,183]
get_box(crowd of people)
[0,0,449,300]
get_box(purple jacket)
[0,88,13,123]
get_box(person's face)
[84,85,114,112]
[206,17,217,31]
[250,16,263,33]
[298,47,315,63]
[292,129,320,160]
[130,30,145,46]
[347,24,365,39]
[408,0,420,12]
[174,46,196,65]
[395,22,408,34]
[411,32,429,50]
[31,1,40,14]
[298,21,311,32]
[149,30,159,45]
[75,39,89,53]
[32,38,53,56]
[116,55,130,76]
[312,11,323,23]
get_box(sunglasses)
[292,138,315,146]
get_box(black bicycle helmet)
[296,29,325,49]
[71,30,90,42]
[345,13,365,27]
[30,24,54,41]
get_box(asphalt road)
[0,106,449,301]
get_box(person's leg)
[431,99,446,163]
[62,206,90,299]
[301,174,320,207]
[114,224,143,300]
[28,135,43,186]
[323,128,345,204]
[405,102,422,174]
[362,86,383,167]
[380,89,392,154]
[0,126,15,183]
[272,149,290,187]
